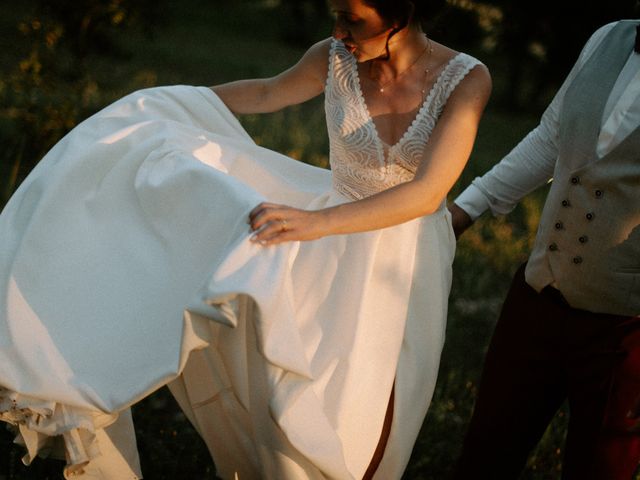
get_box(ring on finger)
[280,219,288,231]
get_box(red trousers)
[453,264,640,479]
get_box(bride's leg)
[362,383,395,480]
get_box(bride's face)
[328,0,396,62]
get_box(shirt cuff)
[453,184,491,221]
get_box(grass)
[1,1,630,479]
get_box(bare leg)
[362,383,395,480]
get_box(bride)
[0,0,491,478]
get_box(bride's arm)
[249,64,492,245]
[211,38,331,114]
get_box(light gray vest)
[525,20,640,316]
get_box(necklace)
[370,37,434,93]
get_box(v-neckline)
[350,51,461,159]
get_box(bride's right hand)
[248,202,329,246]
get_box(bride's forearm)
[248,64,490,246]
[247,178,450,246]
[322,180,444,236]
[211,80,274,114]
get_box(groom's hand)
[448,203,474,239]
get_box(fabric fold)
[0,85,452,479]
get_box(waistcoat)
[525,20,640,316]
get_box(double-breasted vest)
[526,20,640,316]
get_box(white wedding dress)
[0,40,481,479]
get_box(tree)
[482,0,639,110]
[0,0,164,205]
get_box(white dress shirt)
[455,21,640,220]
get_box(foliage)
[260,0,640,110]
[472,0,640,109]
[0,0,164,206]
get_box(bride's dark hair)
[363,0,446,59]
[365,0,447,26]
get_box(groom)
[450,20,640,479]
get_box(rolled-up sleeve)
[454,22,616,220]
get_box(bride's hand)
[248,202,327,246]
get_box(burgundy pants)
[453,264,640,479]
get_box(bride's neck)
[369,28,429,79]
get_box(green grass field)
[1,1,631,479]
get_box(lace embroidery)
[325,39,482,200]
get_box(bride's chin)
[341,39,385,63]
[341,41,385,63]
[351,49,378,63]
[343,43,363,59]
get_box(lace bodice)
[325,39,482,200]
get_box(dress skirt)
[0,86,454,479]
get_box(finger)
[253,206,292,232]
[249,202,267,219]
[249,209,267,231]
[248,203,269,227]
[249,205,274,231]
[255,228,296,246]
[251,219,290,243]
[251,209,284,232]
[248,202,280,224]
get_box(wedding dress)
[0,39,481,479]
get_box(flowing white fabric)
[0,41,480,479]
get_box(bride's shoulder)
[302,38,334,64]
[294,38,333,80]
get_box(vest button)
[595,189,603,198]
[555,222,563,230]
[579,235,588,243]
[573,256,583,264]
[561,199,571,207]
[549,243,558,251]
[571,176,580,185]
[585,212,595,221]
